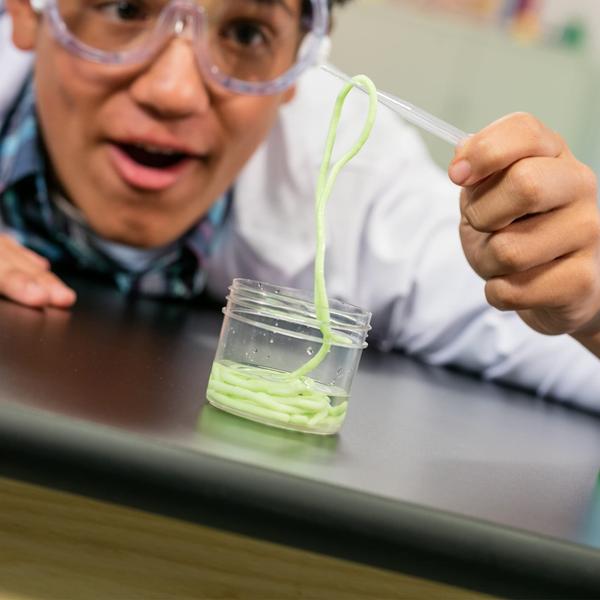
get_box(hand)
[448,113,600,346]
[0,234,76,308]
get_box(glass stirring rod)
[321,64,468,147]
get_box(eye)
[222,20,270,49]
[95,0,149,22]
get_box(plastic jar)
[206,279,371,435]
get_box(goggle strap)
[317,36,332,66]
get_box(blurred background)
[330,0,600,171]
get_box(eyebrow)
[248,0,295,17]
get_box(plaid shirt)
[0,79,231,299]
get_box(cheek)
[36,39,81,114]
[220,95,284,156]
[34,35,124,144]
[35,57,93,169]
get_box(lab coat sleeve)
[0,9,33,127]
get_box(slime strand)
[288,74,378,379]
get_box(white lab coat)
[1,29,599,407]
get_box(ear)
[5,0,40,51]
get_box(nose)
[129,38,211,119]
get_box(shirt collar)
[0,78,46,194]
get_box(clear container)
[206,278,371,435]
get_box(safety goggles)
[30,0,329,95]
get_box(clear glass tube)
[321,64,468,146]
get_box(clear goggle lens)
[41,0,328,94]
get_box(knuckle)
[470,135,503,169]
[593,218,600,245]
[513,112,564,156]
[1,268,31,295]
[578,164,598,198]
[511,111,533,123]
[3,268,27,283]
[485,278,520,311]
[0,248,24,275]
[36,270,60,287]
[36,257,51,271]
[583,212,600,247]
[488,234,524,272]
[571,260,597,298]
[507,161,542,209]
[458,217,471,242]
[463,202,491,232]
[515,112,545,146]
[572,196,600,248]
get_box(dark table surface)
[1,275,600,599]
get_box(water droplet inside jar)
[306,346,314,356]
[269,338,274,344]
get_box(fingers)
[1,235,51,271]
[6,237,51,270]
[3,271,50,306]
[484,249,600,334]
[1,268,77,308]
[0,235,76,309]
[2,269,77,309]
[450,113,565,187]
[460,156,597,232]
[462,201,600,280]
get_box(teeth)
[136,144,180,155]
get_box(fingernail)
[449,159,472,185]
[55,286,75,303]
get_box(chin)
[117,231,181,249]
[93,219,182,249]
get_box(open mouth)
[109,141,203,191]
[117,143,190,170]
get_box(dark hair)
[302,0,352,21]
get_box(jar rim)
[225,278,371,348]
[230,278,371,325]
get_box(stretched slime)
[207,75,378,433]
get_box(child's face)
[10,0,301,247]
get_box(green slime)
[208,361,348,430]
[207,75,378,432]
